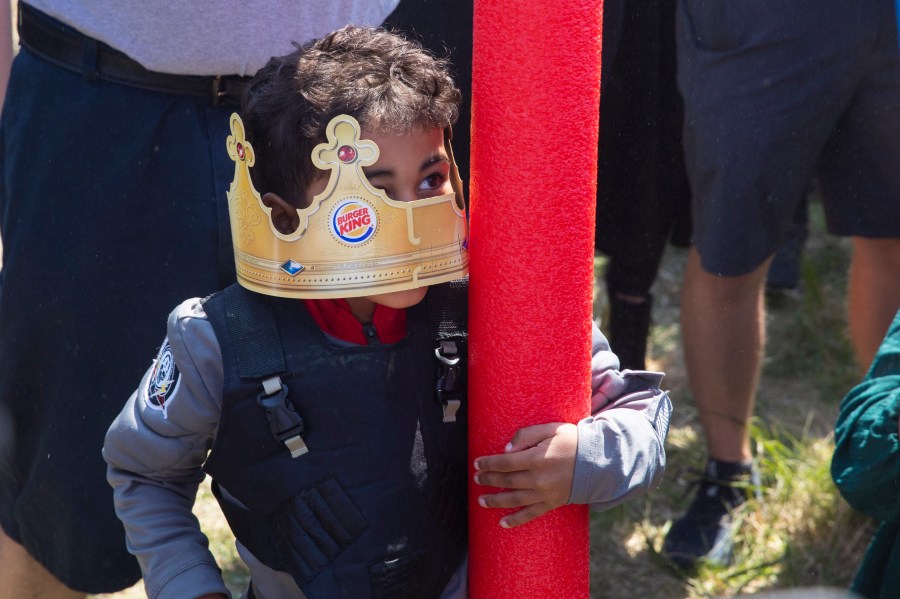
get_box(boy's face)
[360,126,454,204]
[356,125,455,309]
[294,125,454,310]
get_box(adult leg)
[597,0,688,370]
[666,0,870,570]
[681,248,770,463]
[663,249,769,568]
[0,528,84,599]
[813,5,900,373]
[848,238,900,371]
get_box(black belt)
[17,3,251,107]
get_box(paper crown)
[225,113,469,299]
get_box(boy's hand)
[473,422,578,528]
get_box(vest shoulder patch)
[142,338,181,418]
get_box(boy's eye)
[418,173,447,192]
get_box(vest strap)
[223,285,287,377]
[427,278,468,423]
[223,286,308,458]
[426,277,468,341]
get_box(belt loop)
[82,37,99,83]
[210,75,222,108]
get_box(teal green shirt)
[832,309,900,599]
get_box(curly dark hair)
[241,25,461,206]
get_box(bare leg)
[681,247,771,463]
[0,527,85,599]
[848,237,900,371]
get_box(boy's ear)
[261,192,300,234]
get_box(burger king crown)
[225,113,469,299]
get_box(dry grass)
[585,200,870,598]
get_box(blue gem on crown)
[281,260,305,276]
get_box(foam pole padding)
[467,1,603,598]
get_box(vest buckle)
[257,376,309,458]
[435,341,462,423]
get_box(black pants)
[596,0,691,297]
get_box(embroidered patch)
[143,338,180,418]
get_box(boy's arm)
[103,299,231,599]
[473,321,671,528]
[831,309,900,523]
[569,323,670,508]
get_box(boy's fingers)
[506,422,567,452]
[474,448,537,473]
[477,489,537,510]
[474,468,532,490]
[498,503,550,529]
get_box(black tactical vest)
[202,283,467,599]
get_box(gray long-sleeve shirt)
[103,298,671,599]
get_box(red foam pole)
[467,1,603,598]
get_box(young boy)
[103,26,671,599]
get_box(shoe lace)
[674,467,761,510]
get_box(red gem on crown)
[337,145,357,163]
[236,143,245,160]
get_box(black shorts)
[677,0,900,276]
[0,49,236,592]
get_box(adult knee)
[852,237,900,272]
[685,248,771,306]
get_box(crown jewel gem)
[236,142,245,160]
[337,145,357,163]
[281,260,305,276]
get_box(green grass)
[585,422,872,599]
